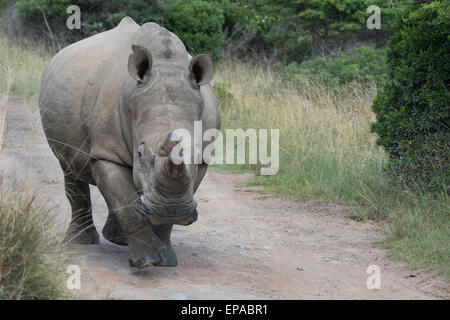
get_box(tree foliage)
[168,0,224,59]
[6,0,443,88]
[277,45,388,87]
[236,0,404,61]
[371,2,450,191]
[14,0,226,57]
[10,0,413,62]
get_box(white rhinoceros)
[39,17,220,268]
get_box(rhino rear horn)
[128,45,153,83]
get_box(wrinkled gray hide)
[39,17,220,268]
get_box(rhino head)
[125,44,213,226]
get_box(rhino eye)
[137,143,145,160]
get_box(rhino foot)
[127,227,169,269]
[154,249,177,267]
[129,246,170,269]
[152,224,177,267]
[64,224,100,245]
[102,214,128,246]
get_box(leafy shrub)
[16,0,71,21]
[14,0,228,58]
[236,0,407,61]
[0,0,8,12]
[276,45,388,87]
[9,0,423,64]
[371,2,450,191]
[168,0,224,59]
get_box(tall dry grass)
[0,34,51,103]
[0,77,9,153]
[213,60,449,279]
[0,34,67,299]
[0,180,68,299]
[0,43,11,153]
[214,60,387,208]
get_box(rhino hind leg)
[153,224,177,267]
[102,213,128,246]
[63,173,100,245]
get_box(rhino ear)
[128,45,153,83]
[189,54,214,86]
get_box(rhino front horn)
[158,132,182,157]
[170,147,184,166]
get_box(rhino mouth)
[141,196,198,226]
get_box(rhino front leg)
[102,212,128,246]
[91,160,169,268]
[153,224,177,267]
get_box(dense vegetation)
[0,0,448,286]
[8,1,399,62]
[372,2,449,192]
[276,45,389,87]
[1,0,420,90]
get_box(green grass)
[383,192,450,279]
[0,179,68,299]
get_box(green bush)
[276,45,388,87]
[168,0,224,59]
[371,2,450,191]
[16,0,71,21]
[0,0,8,12]
[14,0,227,59]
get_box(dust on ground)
[0,97,448,299]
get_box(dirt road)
[0,97,448,299]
